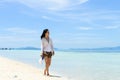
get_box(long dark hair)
[41,29,49,39]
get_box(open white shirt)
[41,38,54,52]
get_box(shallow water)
[0,50,120,80]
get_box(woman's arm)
[41,39,44,55]
[51,39,55,55]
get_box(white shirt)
[41,38,54,52]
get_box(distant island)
[0,47,40,50]
[0,47,59,51]
[0,46,120,52]
[68,46,120,52]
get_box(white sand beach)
[0,57,68,80]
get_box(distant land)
[0,46,120,52]
[68,46,120,52]
[0,47,58,51]
[0,47,40,50]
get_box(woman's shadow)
[49,75,61,78]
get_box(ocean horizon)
[1,46,120,53]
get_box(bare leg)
[44,57,48,75]
[47,58,51,75]
[44,57,51,75]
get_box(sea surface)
[0,50,120,80]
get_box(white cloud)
[54,34,120,48]
[105,26,120,29]
[41,15,59,21]
[78,27,93,30]
[53,10,120,22]
[0,36,34,42]
[6,27,37,34]
[0,27,39,47]
[42,16,51,20]
[1,0,88,11]
[0,35,39,47]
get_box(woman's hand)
[40,52,44,60]
[40,52,43,57]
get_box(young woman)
[40,29,54,76]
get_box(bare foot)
[47,73,49,76]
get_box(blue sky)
[0,0,120,49]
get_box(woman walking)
[40,29,54,76]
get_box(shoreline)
[0,56,68,80]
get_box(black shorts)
[43,52,52,58]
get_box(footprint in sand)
[14,75,18,78]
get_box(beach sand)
[0,57,68,80]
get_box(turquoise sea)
[0,50,120,80]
